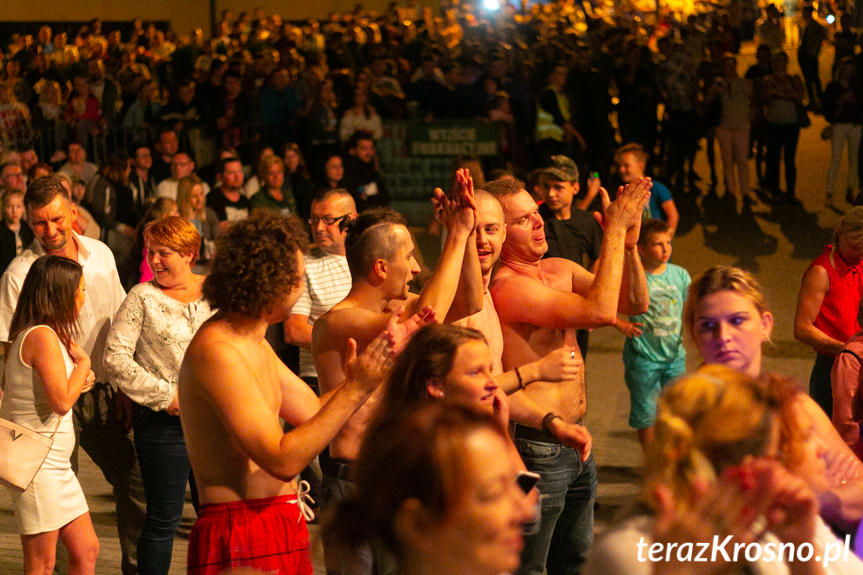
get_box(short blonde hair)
[2,187,24,208]
[258,154,285,180]
[615,142,648,164]
[144,215,201,264]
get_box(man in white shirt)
[0,175,145,575]
[285,188,356,393]
[155,152,210,200]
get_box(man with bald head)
[285,188,357,392]
[488,176,650,575]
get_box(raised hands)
[432,168,477,237]
[593,176,652,249]
[388,304,438,354]
[651,457,820,575]
[745,458,818,547]
[344,305,438,395]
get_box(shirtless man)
[488,176,651,575]
[455,189,583,393]
[179,211,404,575]
[312,170,483,574]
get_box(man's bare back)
[180,317,323,505]
[313,299,406,459]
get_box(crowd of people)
[5,2,863,575]
[0,0,853,202]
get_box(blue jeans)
[514,438,597,575]
[133,405,192,575]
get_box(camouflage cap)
[543,155,579,182]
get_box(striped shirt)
[293,247,352,378]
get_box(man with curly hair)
[312,170,483,575]
[178,211,405,575]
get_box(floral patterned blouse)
[104,281,214,411]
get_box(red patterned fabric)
[187,494,313,575]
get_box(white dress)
[0,325,88,534]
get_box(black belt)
[512,420,584,444]
[322,457,353,480]
[513,424,560,444]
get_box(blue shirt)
[646,181,673,222]
[624,263,690,363]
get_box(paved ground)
[0,40,847,573]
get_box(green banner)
[407,121,499,157]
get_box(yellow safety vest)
[535,87,570,142]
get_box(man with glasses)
[285,188,356,394]
[155,152,210,200]
[0,161,26,192]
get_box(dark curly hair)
[203,210,307,317]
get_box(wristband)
[515,367,524,391]
[541,411,561,435]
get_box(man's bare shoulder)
[540,256,581,275]
[317,302,382,333]
[182,319,251,384]
[490,265,540,293]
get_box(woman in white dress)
[1,254,98,574]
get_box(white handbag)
[0,364,60,490]
[0,416,57,490]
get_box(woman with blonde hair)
[586,365,863,574]
[176,175,217,272]
[686,265,863,534]
[249,154,297,214]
